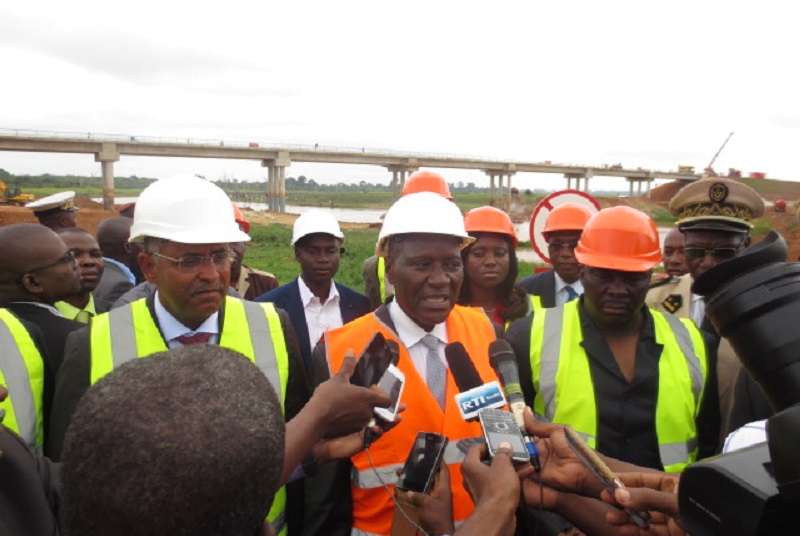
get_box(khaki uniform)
[646,274,692,319]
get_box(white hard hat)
[129,174,250,244]
[376,191,472,256]
[291,210,344,245]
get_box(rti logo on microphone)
[455,381,508,421]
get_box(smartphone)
[397,432,449,493]
[373,363,405,422]
[351,332,391,388]
[478,408,530,463]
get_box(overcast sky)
[1,1,798,191]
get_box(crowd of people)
[0,169,776,535]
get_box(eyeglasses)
[152,250,234,272]
[26,251,76,273]
[684,247,740,262]
[16,250,76,285]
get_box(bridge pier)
[94,143,119,210]
[387,165,417,195]
[626,177,654,197]
[263,151,291,212]
[485,169,515,209]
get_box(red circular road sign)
[529,189,601,264]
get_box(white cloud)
[0,0,798,186]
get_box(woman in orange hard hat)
[519,202,594,309]
[458,206,528,327]
[507,206,720,476]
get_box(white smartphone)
[373,364,405,423]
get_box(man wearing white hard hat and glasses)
[48,175,394,536]
[256,210,370,371]
[306,192,505,535]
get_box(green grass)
[243,222,535,289]
[24,186,144,198]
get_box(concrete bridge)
[0,128,702,211]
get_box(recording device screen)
[373,364,405,422]
[479,408,530,462]
[397,432,449,493]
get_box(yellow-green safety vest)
[529,300,707,473]
[0,308,45,451]
[377,256,387,302]
[529,294,543,312]
[89,296,291,535]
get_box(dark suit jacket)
[518,270,557,308]
[93,260,134,313]
[256,278,371,370]
[0,426,60,536]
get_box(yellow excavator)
[0,180,35,205]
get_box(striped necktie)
[176,332,213,346]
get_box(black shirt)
[506,300,721,469]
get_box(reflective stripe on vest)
[0,309,44,450]
[529,301,707,473]
[89,296,290,532]
[351,437,483,489]
[377,256,387,302]
[325,305,498,534]
[529,294,543,312]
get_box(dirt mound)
[0,205,117,235]
[649,180,688,203]
[74,195,104,209]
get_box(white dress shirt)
[723,420,767,453]
[690,294,706,326]
[388,300,449,383]
[154,291,219,348]
[554,272,584,306]
[297,277,344,349]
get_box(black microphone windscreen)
[488,339,525,403]
[445,342,483,392]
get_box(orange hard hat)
[574,206,661,272]
[232,203,250,234]
[542,203,594,235]
[402,171,453,199]
[464,206,517,247]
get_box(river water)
[100,197,671,265]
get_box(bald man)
[0,224,84,384]
[94,217,138,311]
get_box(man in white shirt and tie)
[256,210,371,370]
[307,191,502,535]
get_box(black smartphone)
[397,432,449,493]
[478,408,530,463]
[351,332,391,387]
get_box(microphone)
[489,339,541,470]
[446,342,506,421]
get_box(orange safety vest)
[325,305,498,536]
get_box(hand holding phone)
[397,432,449,493]
[478,409,530,463]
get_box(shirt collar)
[388,300,448,349]
[54,294,96,319]
[154,290,219,342]
[554,271,583,295]
[297,276,339,307]
[103,257,136,285]
[9,301,64,317]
